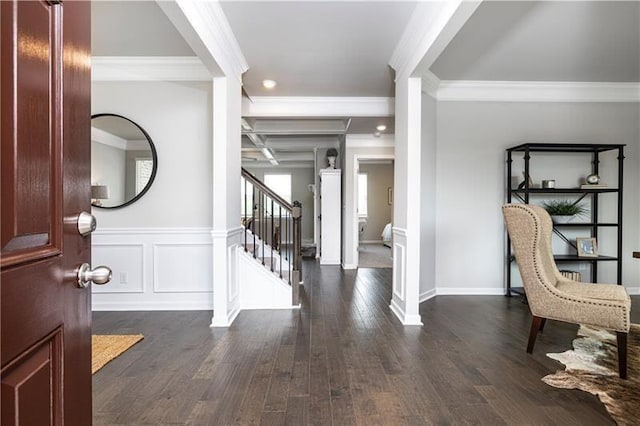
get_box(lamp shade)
[91,185,109,199]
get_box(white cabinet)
[319,169,341,265]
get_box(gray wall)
[91,141,126,206]
[359,163,393,242]
[433,101,640,292]
[243,166,315,244]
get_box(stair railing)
[241,168,302,305]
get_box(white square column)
[390,76,423,325]
[211,76,243,327]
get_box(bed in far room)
[382,223,392,247]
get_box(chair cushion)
[556,280,631,303]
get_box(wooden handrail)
[241,168,292,211]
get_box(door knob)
[77,211,97,236]
[77,263,112,288]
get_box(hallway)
[92,259,636,424]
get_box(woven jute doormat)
[92,334,144,374]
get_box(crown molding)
[157,1,248,80]
[92,56,211,82]
[422,71,441,98]
[346,134,394,148]
[436,81,640,103]
[242,97,394,117]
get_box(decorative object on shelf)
[543,199,587,223]
[326,148,338,169]
[577,237,598,258]
[581,183,608,189]
[541,180,555,189]
[559,270,582,281]
[517,170,535,189]
[581,173,608,189]
[586,174,601,184]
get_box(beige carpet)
[543,324,639,425]
[358,243,392,268]
[92,334,144,374]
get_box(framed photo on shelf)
[576,237,598,258]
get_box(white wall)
[419,93,438,301]
[91,81,214,310]
[434,101,640,294]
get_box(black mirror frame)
[91,113,158,210]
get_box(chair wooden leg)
[617,332,627,380]
[539,318,547,332]
[527,316,544,354]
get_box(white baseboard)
[92,299,212,311]
[419,288,437,303]
[389,299,423,326]
[342,263,357,270]
[211,305,240,328]
[359,240,383,245]
[436,287,506,296]
[626,287,640,295]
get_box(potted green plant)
[542,199,587,223]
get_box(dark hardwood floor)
[93,260,640,425]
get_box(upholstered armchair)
[502,204,631,379]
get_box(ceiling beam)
[389,1,482,80]
[157,0,248,79]
[242,97,394,117]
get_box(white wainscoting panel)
[92,243,145,294]
[153,243,213,293]
[92,228,213,311]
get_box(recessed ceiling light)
[376,124,387,132]
[262,79,277,89]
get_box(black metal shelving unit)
[505,143,625,296]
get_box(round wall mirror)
[91,113,158,209]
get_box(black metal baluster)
[271,198,274,272]
[261,191,265,266]
[252,184,256,259]
[244,178,247,251]
[279,205,283,279]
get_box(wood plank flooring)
[93,260,640,425]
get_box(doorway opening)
[355,158,394,268]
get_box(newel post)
[292,200,302,305]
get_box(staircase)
[240,168,302,308]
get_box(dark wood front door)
[1,1,92,424]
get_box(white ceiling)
[92,1,639,168]
[431,1,640,82]
[92,1,194,56]
[220,1,416,97]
